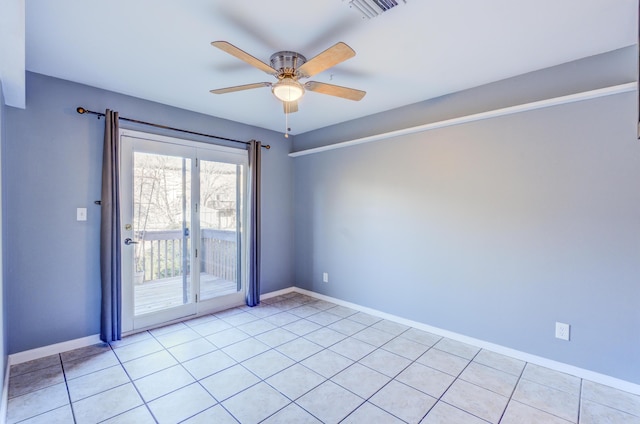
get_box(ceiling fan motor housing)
[270,51,307,78]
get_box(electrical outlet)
[555,322,570,341]
[322,272,329,283]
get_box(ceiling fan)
[210,41,366,114]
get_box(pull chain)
[284,103,290,138]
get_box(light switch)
[77,208,87,221]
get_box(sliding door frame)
[119,129,248,333]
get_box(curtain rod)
[76,107,270,149]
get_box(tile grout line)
[338,329,440,423]
[421,347,488,423]
[121,295,324,423]
[517,364,584,423]
[495,354,528,423]
[266,298,487,423]
[8,355,76,424]
[148,325,230,424]
[348,327,507,423]
[577,379,583,424]
[257,299,367,423]
[238,296,338,423]
[58,353,79,424]
[249,298,380,422]
[108,332,160,424]
[292,311,446,423]
[144,326,249,424]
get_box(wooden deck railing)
[135,229,237,283]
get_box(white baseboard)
[260,286,296,301]
[8,334,102,367]
[293,287,640,396]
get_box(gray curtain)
[100,109,122,342]
[247,140,262,307]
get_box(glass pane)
[133,152,192,315]
[199,160,242,300]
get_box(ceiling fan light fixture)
[272,77,304,102]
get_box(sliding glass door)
[120,130,247,332]
[198,156,244,301]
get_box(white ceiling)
[21,0,637,135]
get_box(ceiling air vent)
[346,0,407,19]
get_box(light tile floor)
[6,293,640,423]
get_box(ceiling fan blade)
[211,41,277,75]
[210,82,271,94]
[214,8,280,52]
[297,42,356,78]
[283,100,299,114]
[305,81,366,101]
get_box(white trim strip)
[260,286,296,300]
[289,82,638,158]
[292,287,640,395]
[8,334,102,366]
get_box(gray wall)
[4,72,294,354]
[293,47,640,383]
